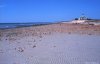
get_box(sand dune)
[0,23,100,64]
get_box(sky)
[0,0,100,23]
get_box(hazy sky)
[0,0,100,23]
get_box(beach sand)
[0,23,100,64]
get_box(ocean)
[0,22,52,29]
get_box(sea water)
[0,23,34,29]
[0,22,51,29]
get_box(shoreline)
[0,23,100,36]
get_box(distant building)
[72,14,88,23]
[78,14,87,20]
[71,14,100,25]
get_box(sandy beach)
[0,23,100,64]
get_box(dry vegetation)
[0,23,100,39]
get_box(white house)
[72,14,88,23]
[71,15,100,25]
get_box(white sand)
[0,32,100,64]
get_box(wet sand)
[0,23,100,64]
